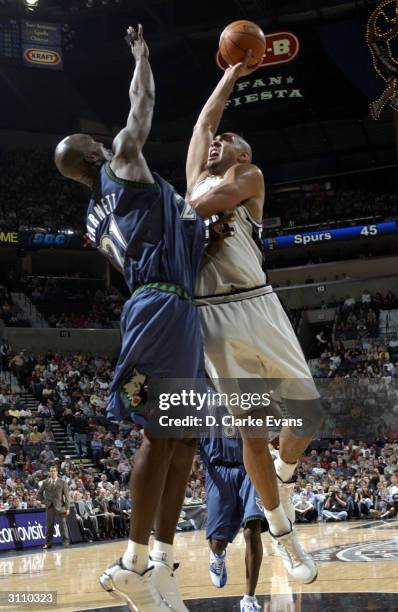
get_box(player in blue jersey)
[54,25,207,612]
[200,423,267,612]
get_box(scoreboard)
[0,19,20,63]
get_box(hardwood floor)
[2,521,398,611]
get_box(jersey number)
[99,216,127,271]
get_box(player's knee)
[141,434,175,455]
[284,398,325,437]
[243,522,261,544]
[242,436,267,454]
[210,538,228,555]
[177,438,198,451]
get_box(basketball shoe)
[240,595,261,611]
[270,527,317,584]
[150,558,188,611]
[99,558,170,611]
[209,549,227,588]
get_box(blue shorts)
[205,465,268,542]
[107,286,204,422]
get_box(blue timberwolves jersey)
[86,163,205,294]
[199,418,243,467]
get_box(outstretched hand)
[126,24,149,61]
[226,49,263,79]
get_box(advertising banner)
[0,509,82,551]
[21,20,62,70]
[0,511,62,551]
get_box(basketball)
[219,20,266,67]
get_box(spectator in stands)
[294,493,318,523]
[322,487,348,521]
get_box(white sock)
[264,503,291,536]
[122,540,149,573]
[150,540,174,567]
[243,594,257,602]
[275,456,297,483]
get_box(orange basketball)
[219,20,266,67]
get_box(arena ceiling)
[0,0,395,182]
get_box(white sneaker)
[99,558,170,611]
[151,558,188,611]
[271,528,317,584]
[209,549,228,588]
[277,476,296,524]
[240,596,261,611]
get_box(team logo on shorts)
[222,425,237,438]
[121,368,148,410]
[255,497,264,512]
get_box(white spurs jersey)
[191,175,267,297]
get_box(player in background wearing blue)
[200,425,267,612]
[55,25,207,612]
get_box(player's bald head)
[230,133,252,162]
[54,133,108,185]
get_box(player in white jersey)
[186,52,324,584]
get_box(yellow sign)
[0,231,19,244]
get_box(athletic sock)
[122,540,149,573]
[150,540,174,567]
[212,549,226,559]
[275,456,297,483]
[264,503,291,536]
[243,594,257,601]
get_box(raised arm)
[111,25,155,183]
[186,52,260,196]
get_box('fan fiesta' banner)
[216,32,300,70]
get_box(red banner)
[216,31,300,70]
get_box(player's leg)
[206,466,241,589]
[242,521,263,611]
[198,300,291,538]
[126,433,175,562]
[239,472,264,611]
[100,433,174,611]
[240,433,290,534]
[151,438,198,611]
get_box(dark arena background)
[1,1,398,611]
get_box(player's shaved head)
[229,133,252,162]
[54,133,111,187]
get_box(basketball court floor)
[2,520,398,611]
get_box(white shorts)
[197,286,320,404]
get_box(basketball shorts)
[197,286,320,416]
[107,284,204,423]
[205,464,268,542]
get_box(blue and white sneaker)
[240,596,261,611]
[209,550,227,588]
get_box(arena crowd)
[1,340,398,534]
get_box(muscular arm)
[111,25,154,182]
[190,163,264,219]
[186,70,237,195]
[186,52,259,196]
